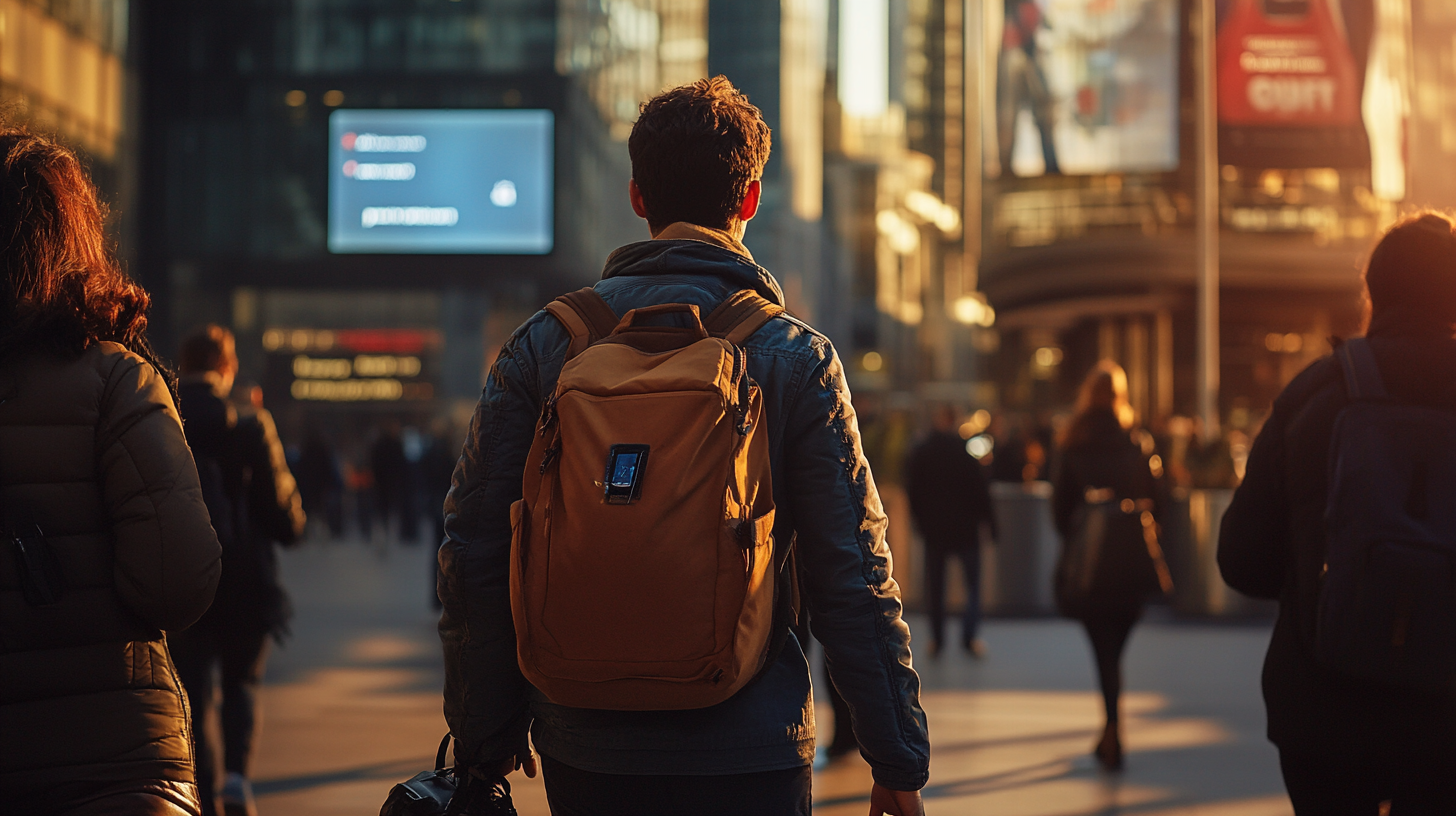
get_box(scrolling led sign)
[264,328,439,403]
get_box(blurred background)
[13,0,1444,612]
[7,0,1451,811]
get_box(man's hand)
[492,751,538,779]
[869,783,924,816]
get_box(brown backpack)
[510,287,784,710]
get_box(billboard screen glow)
[990,0,1180,177]
[328,109,553,255]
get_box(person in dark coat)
[295,426,343,538]
[0,126,220,816]
[905,404,998,656]
[171,325,306,816]
[1052,361,1167,772]
[370,422,410,541]
[1219,213,1456,813]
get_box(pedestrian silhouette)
[1220,212,1456,812]
[370,422,410,542]
[1052,361,1170,772]
[171,326,306,816]
[905,403,998,657]
[295,426,344,538]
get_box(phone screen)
[604,445,649,504]
[610,453,639,487]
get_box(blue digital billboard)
[328,109,553,254]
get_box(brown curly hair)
[628,76,772,231]
[0,127,159,368]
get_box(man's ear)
[629,179,650,220]
[737,180,761,223]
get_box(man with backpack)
[437,76,929,815]
[1219,213,1456,813]
[172,325,306,816]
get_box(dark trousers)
[1280,741,1456,815]
[170,625,271,816]
[540,755,812,816]
[923,535,981,647]
[1081,608,1141,725]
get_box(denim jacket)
[437,223,930,790]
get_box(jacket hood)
[601,222,786,306]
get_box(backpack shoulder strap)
[703,290,785,346]
[545,287,620,359]
[1338,337,1389,400]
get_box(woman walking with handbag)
[1052,361,1171,772]
[0,127,222,814]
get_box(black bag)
[380,736,517,816]
[1316,338,1456,690]
[1055,490,1171,618]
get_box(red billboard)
[1217,0,1372,168]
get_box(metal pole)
[963,0,982,294]
[1195,0,1220,437]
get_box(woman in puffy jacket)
[1052,361,1168,772]
[0,127,222,814]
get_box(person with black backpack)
[436,76,929,816]
[1052,361,1171,772]
[171,325,306,816]
[1220,213,1456,813]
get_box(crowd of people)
[3,73,1454,816]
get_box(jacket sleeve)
[241,409,306,545]
[99,355,222,632]
[438,324,548,770]
[789,342,930,791]
[1218,403,1290,599]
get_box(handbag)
[1055,489,1172,618]
[379,735,518,816]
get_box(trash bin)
[986,481,1059,616]
[1166,488,1277,618]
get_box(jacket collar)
[601,222,786,306]
[652,221,754,261]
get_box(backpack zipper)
[539,444,560,474]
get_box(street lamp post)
[1195,0,1220,437]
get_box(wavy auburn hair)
[0,127,157,366]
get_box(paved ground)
[245,538,1293,815]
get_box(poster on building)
[989,0,1180,178]
[1217,0,1374,168]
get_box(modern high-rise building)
[708,0,829,326]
